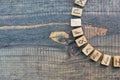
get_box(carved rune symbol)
[78,38,86,44]
[73,9,81,14]
[103,57,109,64]
[101,55,111,66]
[76,0,84,5]
[79,0,84,4]
[92,52,99,59]
[86,48,91,53]
[74,31,81,34]
[113,56,120,67]
[115,59,120,65]
[75,36,87,47]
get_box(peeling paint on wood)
[84,25,108,39]
[49,31,69,44]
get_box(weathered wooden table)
[0,0,120,80]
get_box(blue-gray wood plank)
[0,0,120,80]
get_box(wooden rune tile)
[70,18,82,27]
[71,7,83,17]
[113,56,120,67]
[90,50,102,62]
[82,44,94,56]
[101,54,112,66]
[72,27,84,37]
[75,36,87,47]
[74,0,87,7]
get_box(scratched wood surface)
[0,0,120,80]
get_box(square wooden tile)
[71,7,83,17]
[74,0,87,7]
[90,50,102,62]
[71,18,82,27]
[72,27,84,37]
[75,36,87,47]
[101,54,112,66]
[82,44,94,56]
[113,56,120,67]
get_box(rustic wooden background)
[0,0,120,80]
